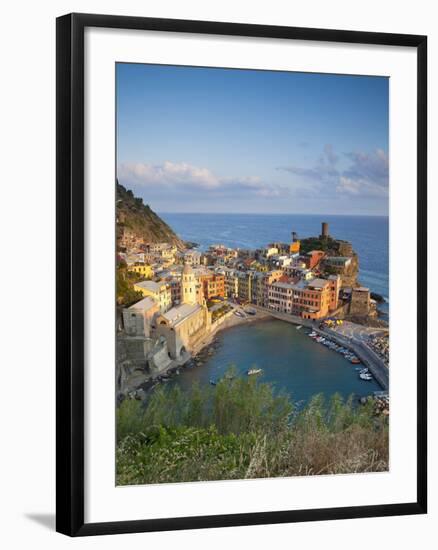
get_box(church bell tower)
[181,263,197,305]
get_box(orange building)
[198,273,225,299]
[289,240,300,253]
[291,275,340,320]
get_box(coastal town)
[113,67,391,484]
[116,186,389,406]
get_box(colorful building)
[237,271,253,303]
[291,276,340,320]
[220,268,238,299]
[128,264,154,279]
[133,280,172,313]
[266,275,340,319]
[182,249,201,265]
[268,281,295,313]
[198,273,225,299]
[289,241,300,254]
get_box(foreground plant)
[116,371,388,485]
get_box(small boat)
[296,325,303,330]
[351,358,361,364]
[247,368,263,375]
[359,373,373,381]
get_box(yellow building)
[133,280,171,312]
[129,264,154,279]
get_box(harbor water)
[168,320,382,403]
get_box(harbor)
[163,319,383,404]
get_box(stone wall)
[148,339,173,374]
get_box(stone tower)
[181,263,197,305]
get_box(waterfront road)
[330,321,388,343]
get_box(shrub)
[116,374,388,484]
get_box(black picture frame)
[56,12,427,537]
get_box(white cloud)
[278,145,388,199]
[118,161,219,189]
[336,176,361,195]
[118,161,287,198]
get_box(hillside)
[116,182,185,250]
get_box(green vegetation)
[299,236,334,254]
[116,260,143,306]
[211,304,233,322]
[116,372,388,485]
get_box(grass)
[116,370,388,485]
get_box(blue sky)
[117,63,389,215]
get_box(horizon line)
[157,211,389,218]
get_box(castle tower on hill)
[321,222,329,239]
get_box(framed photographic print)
[56,13,427,536]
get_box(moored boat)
[247,368,263,375]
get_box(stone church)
[153,263,211,359]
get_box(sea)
[160,213,389,306]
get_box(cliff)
[116,182,185,250]
[300,235,359,287]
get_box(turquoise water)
[168,320,382,403]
